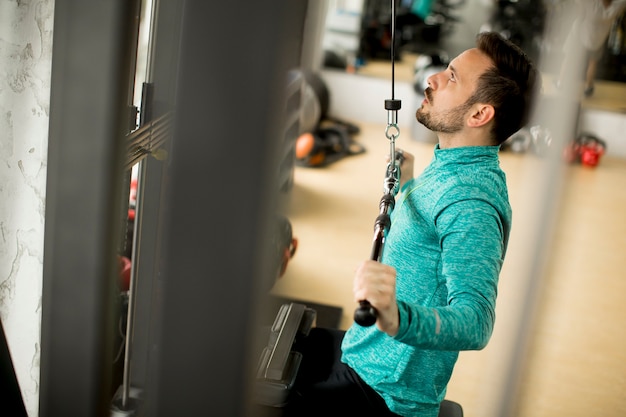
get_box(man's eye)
[449,72,456,82]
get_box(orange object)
[295,132,315,159]
[307,152,326,166]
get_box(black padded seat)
[438,399,463,417]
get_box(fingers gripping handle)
[353,206,393,327]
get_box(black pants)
[276,327,400,417]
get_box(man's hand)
[353,260,399,336]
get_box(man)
[281,31,539,417]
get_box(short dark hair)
[470,31,539,145]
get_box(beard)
[416,88,474,134]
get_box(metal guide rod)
[354,0,402,327]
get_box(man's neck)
[437,132,495,149]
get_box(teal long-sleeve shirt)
[341,144,512,417]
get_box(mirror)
[320,0,626,87]
[267,2,626,417]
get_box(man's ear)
[467,104,495,128]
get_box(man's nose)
[426,73,438,90]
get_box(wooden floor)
[271,122,626,417]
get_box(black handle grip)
[355,185,395,327]
[354,300,378,327]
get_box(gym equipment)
[255,303,316,407]
[357,0,465,60]
[564,133,607,167]
[480,0,546,62]
[300,70,361,136]
[295,125,366,167]
[502,125,553,156]
[439,399,464,417]
[354,0,403,328]
[295,70,364,167]
[254,303,464,416]
[579,137,606,167]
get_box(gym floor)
[270,119,626,416]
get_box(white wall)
[320,70,420,129]
[580,108,626,158]
[0,1,55,415]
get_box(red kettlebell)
[578,134,606,168]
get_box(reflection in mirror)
[320,0,625,87]
[321,0,543,80]
[268,1,626,417]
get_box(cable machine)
[354,0,404,327]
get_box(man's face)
[416,48,493,133]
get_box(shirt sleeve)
[393,197,506,350]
